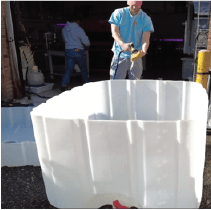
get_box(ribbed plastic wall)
[1,107,40,167]
[31,80,208,208]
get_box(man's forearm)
[141,31,151,56]
[142,41,149,54]
[112,31,124,47]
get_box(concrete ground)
[9,71,111,107]
[7,68,183,107]
[200,131,211,208]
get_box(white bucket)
[31,80,208,208]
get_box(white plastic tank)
[27,66,44,86]
[1,107,39,167]
[31,80,208,208]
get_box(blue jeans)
[61,49,89,86]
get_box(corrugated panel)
[1,107,40,167]
[1,107,34,143]
[30,80,208,208]
[1,142,40,167]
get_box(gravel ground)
[1,133,211,209]
[1,166,56,209]
[199,131,211,209]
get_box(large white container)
[31,80,208,208]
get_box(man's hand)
[140,50,146,57]
[121,42,133,51]
[131,50,144,61]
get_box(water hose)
[113,44,143,79]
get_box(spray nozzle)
[130,43,138,54]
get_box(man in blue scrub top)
[109,1,154,80]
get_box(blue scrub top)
[109,6,154,58]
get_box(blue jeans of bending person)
[61,49,89,87]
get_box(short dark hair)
[68,13,82,22]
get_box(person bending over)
[61,14,90,91]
